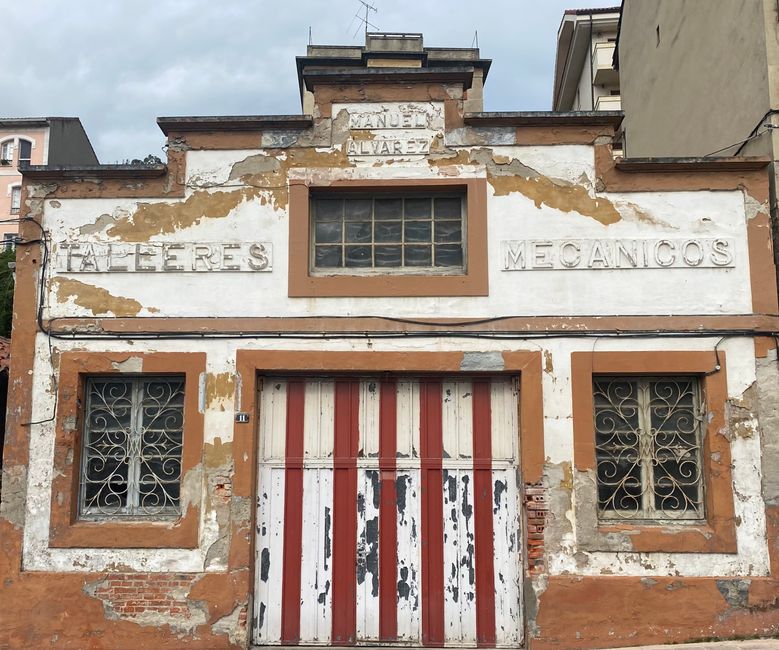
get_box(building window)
[593,375,705,521]
[17,139,32,165]
[3,233,19,250]
[10,186,21,214]
[0,140,12,163]
[79,376,185,519]
[311,193,464,272]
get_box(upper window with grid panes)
[311,193,465,273]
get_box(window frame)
[9,185,21,214]
[571,350,737,553]
[288,178,488,297]
[0,139,13,163]
[3,233,19,250]
[49,351,205,549]
[17,138,32,165]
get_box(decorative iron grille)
[593,376,705,521]
[79,376,185,518]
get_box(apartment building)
[552,7,621,112]
[1,31,778,650]
[0,118,97,245]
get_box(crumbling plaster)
[5,103,777,649]
[43,138,753,321]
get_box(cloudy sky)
[2,0,619,163]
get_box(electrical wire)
[18,216,58,426]
[704,126,774,157]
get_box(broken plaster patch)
[205,373,236,412]
[716,578,751,609]
[52,277,156,317]
[728,383,760,440]
[84,577,208,633]
[111,357,143,373]
[744,192,768,220]
[428,147,659,226]
[460,351,504,372]
[0,465,28,529]
[211,605,247,646]
[105,189,260,242]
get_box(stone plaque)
[335,102,445,160]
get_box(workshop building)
[1,32,779,649]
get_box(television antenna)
[351,0,379,38]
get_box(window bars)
[80,376,185,518]
[593,376,705,521]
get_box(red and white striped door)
[253,377,523,647]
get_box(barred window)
[311,194,465,272]
[593,376,705,521]
[79,376,185,519]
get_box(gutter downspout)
[589,14,595,110]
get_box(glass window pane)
[435,197,461,219]
[18,140,32,161]
[314,199,343,221]
[375,245,402,267]
[375,198,402,220]
[405,198,431,219]
[344,199,372,221]
[10,187,21,211]
[311,193,465,271]
[315,246,342,267]
[375,221,401,243]
[315,221,342,244]
[404,245,432,266]
[434,244,463,267]
[345,245,372,267]
[404,220,431,243]
[434,221,462,243]
[345,222,371,243]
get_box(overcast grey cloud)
[2,0,618,163]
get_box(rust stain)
[543,350,554,375]
[427,150,472,167]
[206,372,236,411]
[349,130,376,141]
[105,188,259,242]
[52,277,150,317]
[559,461,573,490]
[204,438,233,468]
[489,174,622,225]
[429,148,636,225]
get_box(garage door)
[253,377,523,647]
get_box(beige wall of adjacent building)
[620,0,770,158]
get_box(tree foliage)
[0,247,14,337]
[129,154,163,166]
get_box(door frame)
[230,350,544,646]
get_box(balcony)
[595,95,621,111]
[593,41,619,86]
